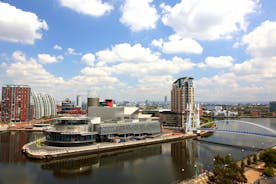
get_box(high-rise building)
[31,91,56,119]
[1,85,32,123]
[171,77,194,129]
[76,95,82,108]
[164,96,167,105]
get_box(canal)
[0,118,275,184]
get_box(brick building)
[1,85,32,123]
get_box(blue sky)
[0,0,275,102]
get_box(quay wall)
[22,132,209,160]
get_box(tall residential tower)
[171,77,194,129]
[1,85,32,123]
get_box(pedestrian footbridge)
[197,120,276,138]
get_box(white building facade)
[31,91,56,119]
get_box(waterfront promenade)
[23,132,202,160]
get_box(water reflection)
[42,155,99,177]
[0,131,44,163]
[41,144,162,178]
[0,118,274,184]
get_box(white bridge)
[197,120,276,138]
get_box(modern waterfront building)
[95,121,161,141]
[45,117,97,146]
[1,85,32,123]
[88,102,161,141]
[31,91,56,119]
[171,77,195,131]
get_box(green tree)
[208,155,247,184]
[253,154,257,163]
[259,148,276,168]
[247,156,251,166]
[240,160,245,173]
[263,167,275,177]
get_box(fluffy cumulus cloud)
[0,2,48,44]
[53,44,62,50]
[81,53,95,66]
[241,21,276,57]
[59,0,113,17]
[66,48,81,55]
[199,56,234,68]
[233,57,276,82]
[161,0,257,40]
[196,56,276,102]
[120,0,159,31]
[152,35,203,54]
[96,43,159,65]
[6,51,66,96]
[38,54,64,64]
[12,51,26,63]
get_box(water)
[0,118,275,184]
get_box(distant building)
[251,110,261,117]
[269,101,276,112]
[31,91,56,119]
[87,97,100,108]
[61,98,74,111]
[171,77,194,129]
[164,96,167,105]
[59,98,86,115]
[76,95,82,108]
[1,85,32,123]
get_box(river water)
[0,118,275,184]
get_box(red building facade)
[1,85,32,123]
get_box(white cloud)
[233,57,276,81]
[12,51,26,63]
[0,2,48,44]
[96,43,158,65]
[6,53,65,94]
[59,0,113,17]
[81,53,95,66]
[196,55,276,102]
[53,44,62,50]
[120,0,159,31]
[161,0,258,40]
[38,54,63,64]
[241,21,276,57]
[113,56,195,77]
[200,56,234,68]
[66,48,80,55]
[162,35,203,54]
[151,38,163,48]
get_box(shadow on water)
[41,144,162,178]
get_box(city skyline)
[0,0,276,102]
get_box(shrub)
[263,167,275,177]
[253,154,257,163]
[259,149,276,168]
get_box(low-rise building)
[45,117,97,146]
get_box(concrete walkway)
[22,133,198,160]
